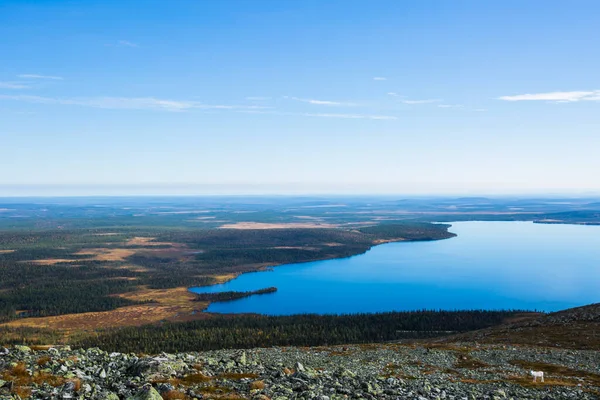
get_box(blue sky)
[1,0,599,195]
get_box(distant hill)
[535,210,600,225]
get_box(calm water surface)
[190,222,600,314]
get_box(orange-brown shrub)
[250,380,265,390]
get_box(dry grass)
[477,322,600,350]
[125,237,176,247]
[2,362,29,385]
[26,258,79,265]
[1,287,209,332]
[13,386,32,398]
[1,362,73,398]
[112,264,150,273]
[150,377,245,399]
[180,372,259,384]
[212,274,238,284]
[250,380,265,390]
[372,238,407,244]
[162,390,189,399]
[36,355,51,366]
[182,373,213,384]
[0,249,15,254]
[29,345,54,351]
[152,377,182,385]
[74,248,137,261]
[69,378,82,392]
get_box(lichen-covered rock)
[0,344,599,399]
[157,360,187,375]
[127,384,162,400]
[13,345,31,353]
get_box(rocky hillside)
[2,343,600,399]
[441,303,600,350]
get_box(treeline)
[358,223,456,241]
[77,310,523,353]
[193,287,277,303]
[0,257,143,322]
[0,326,64,346]
[155,228,372,248]
[0,275,141,322]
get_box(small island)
[193,287,278,305]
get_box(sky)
[1,0,599,196]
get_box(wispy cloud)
[0,95,266,112]
[373,77,387,81]
[0,82,30,89]
[117,40,139,48]
[302,112,396,120]
[387,92,401,97]
[498,90,600,102]
[237,109,397,120]
[401,99,441,104]
[1,94,394,119]
[17,74,63,80]
[438,104,463,108]
[285,96,357,106]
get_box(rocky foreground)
[1,343,599,400]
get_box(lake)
[190,221,600,314]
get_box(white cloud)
[373,77,387,81]
[401,99,441,104]
[0,95,266,112]
[286,96,356,106]
[306,99,346,106]
[387,92,400,97]
[17,74,63,80]
[498,90,600,102]
[117,40,139,48]
[0,82,30,89]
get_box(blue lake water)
[190,222,600,315]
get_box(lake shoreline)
[188,227,458,308]
[190,221,600,315]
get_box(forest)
[0,223,455,323]
[3,196,596,350]
[75,310,527,353]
